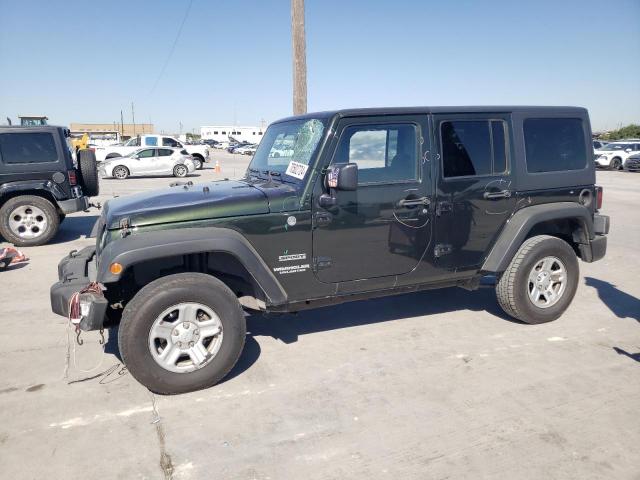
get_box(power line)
[149,0,194,96]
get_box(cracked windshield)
[247,118,325,181]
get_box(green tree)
[600,124,640,141]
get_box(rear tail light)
[596,186,603,210]
[68,170,78,186]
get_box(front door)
[135,148,159,174]
[432,114,516,270]
[312,115,432,283]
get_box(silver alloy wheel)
[8,205,48,239]
[527,256,567,308]
[175,164,187,177]
[148,302,223,373]
[113,166,128,179]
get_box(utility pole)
[131,102,136,137]
[291,0,307,115]
[120,110,124,139]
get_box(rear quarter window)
[524,118,587,173]
[0,132,58,164]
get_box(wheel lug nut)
[189,341,194,347]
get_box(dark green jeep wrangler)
[50,107,609,394]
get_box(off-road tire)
[0,195,60,246]
[77,149,100,196]
[496,235,579,324]
[118,273,246,394]
[112,165,129,179]
[173,164,188,177]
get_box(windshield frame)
[246,117,328,185]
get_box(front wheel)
[496,235,579,324]
[192,157,203,170]
[118,273,246,394]
[112,165,129,179]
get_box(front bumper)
[50,246,108,331]
[58,196,89,214]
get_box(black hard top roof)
[273,106,588,124]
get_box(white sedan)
[98,147,196,179]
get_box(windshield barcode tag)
[285,161,308,180]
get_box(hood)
[104,179,268,229]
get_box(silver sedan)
[98,147,196,179]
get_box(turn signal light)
[109,262,123,275]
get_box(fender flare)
[97,227,287,305]
[481,202,594,273]
[0,180,67,202]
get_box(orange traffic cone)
[214,160,221,173]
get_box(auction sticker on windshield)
[285,161,309,180]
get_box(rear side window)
[162,137,179,147]
[524,118,587,173]
[441,120,507,178]
[0,132,58,164]
[145,137,158,146]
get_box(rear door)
[156,148,177,172]
[312,114,432,283]
[0,128,68,191]
[432,114,516,270]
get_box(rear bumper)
[579,213,609,263]
[58,196,89,214]
[50,246,108,331]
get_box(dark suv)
[50,107,609,394]
[0,126,99,246]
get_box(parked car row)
[227,141,258,155]
[593,139,640,171]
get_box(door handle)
[483,190,511,200]
[397,196,431,208]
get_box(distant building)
[200,125,264,143]
[70,122,154,141]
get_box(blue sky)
[1,0,638,133]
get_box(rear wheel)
[112,165,129,179]
[118,273,246,394]
[610,157,622,170]
[0,195,60,246]
[173,164,188,177]
[496,235,579,324]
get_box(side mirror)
[326,163,358,191]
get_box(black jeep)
[0,125,99,246]
[50,107,609,394]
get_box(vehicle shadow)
[247,286,520,345]
[51,215,100,244]
[613,347,640,364]
[584,277,640,322]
